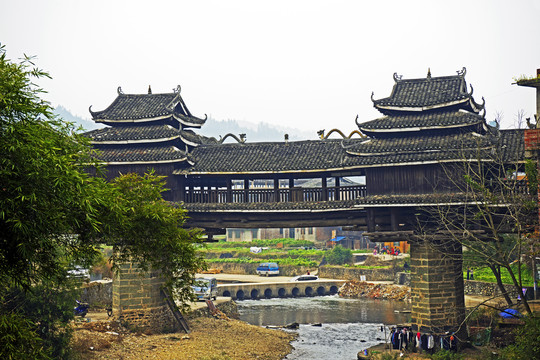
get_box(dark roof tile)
[93,145,188,163]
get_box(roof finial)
[393,73,402,82]
[427,68,431,79]
[117,86,124,95]
[174,85,181,94]
[148,85,152,94]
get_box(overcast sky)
[2,0,539,136]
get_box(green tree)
[0,44,203,357]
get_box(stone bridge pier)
[112,263,177,333]
[409,237,466,338]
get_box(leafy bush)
[325,245,353,265]
[0,313,48,359]
[498,314,540,360]
[430,349,463,360]
[0,283,77,359]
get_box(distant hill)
[54,106,102,131]
[54,106,316,141]
[199,117,316,142]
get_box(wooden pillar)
[226,178,232,203]
[335,177,341,200]
[321,176,328,201]
[244,179,249,203]
[274,178,280,202]
[410,237,466,339]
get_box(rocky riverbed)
[339,280,411,301]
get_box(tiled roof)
[372,70,483,113]
[93,145,188,164]
[182,140,351,173]
[178,130,524,174]
[357,110,484,133]
[344,132,494,157]
[89,91,206,127]
[179,129,204,146]
[85,124,179,142]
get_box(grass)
[464,263,534,286]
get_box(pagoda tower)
[85,85,210,201]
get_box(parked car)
[290,275,319,282]
[191,277,218,301]
[256,262,279,276]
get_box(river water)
[237,295,411,360]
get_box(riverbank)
[71,311,295,359]
[339,280,411,301]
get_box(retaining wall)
[207,262,312,276]
[464,280,534,300]
[81,280,113,308]
[318,266,396,281]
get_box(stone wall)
[207,262,312,276]
[318,266,396,281]
[81,280,112,308]
[113,263,177,333]
[464,280,533,300]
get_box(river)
[237,295,411,359]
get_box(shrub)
[325,245,353,265]
[430,349,463,360]
[498,314,540,360]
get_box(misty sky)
[2,0,539,136]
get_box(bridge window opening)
[250,289,259,299]
[278,288,286,297]
[317,286,325,296]
[236,290,245,300]
[264,289,272,298]
[305,287,313,296]
[292,287,300,297]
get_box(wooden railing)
[184,185,367,204]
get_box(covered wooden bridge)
[84,68,530,337]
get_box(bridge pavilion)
[85,69,526,336]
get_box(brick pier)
[112,263,177,333]
[410,238,466,336]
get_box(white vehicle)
[290,275,319,282]
[191,277,218,301]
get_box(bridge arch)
[250,289,259,299]
[222,290,231,297]
[264,288,272,298]
[278,288,286,297]
[236,290,245,300]
[317,286,325,296]
[291,287,300,297]
[305,287,313,296]
[329,286,338,294]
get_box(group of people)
[389,326,457,353]
[372,245,400,256]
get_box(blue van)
[256,262,279,276]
